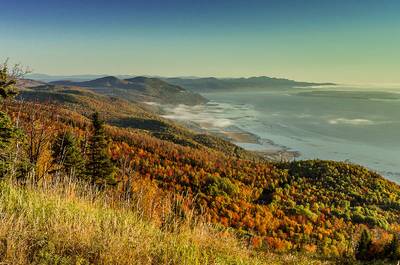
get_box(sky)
[1,0,400,84]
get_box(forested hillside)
[1,65,400,264]
[17,83,258,160]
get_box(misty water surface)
[164,86,400,183]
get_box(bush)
[206,175,239,197]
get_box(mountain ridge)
[28,73,335,90]
[50,76,207,105]
[165,76,335,92]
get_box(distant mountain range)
[27,74,136,82]
[28,74,335,92]
[49,76,207,105]
[164,76,335,92]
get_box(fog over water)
[162,86,400,183]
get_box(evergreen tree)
[86,112,116,186]
[0,112,18,149]
[0,112,21,177]
[0,61,28,178]
[1,62,20,144]
[0,64,18,100]
[52,131,85,177]
[355,228,372,261]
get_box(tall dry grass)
[0,175,253,264]
[0,175,341,264]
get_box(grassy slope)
[0,180,336,265]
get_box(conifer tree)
[0,62,24,177]
[52,131,85,177]
[0,113,18,149]
[355,228,372,261]
[0,112,21,177]
[0,64,16,155]
[0,63,18,100]
[86,112,116,186]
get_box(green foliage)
[0,62,19,165]
[276,160,400,230]
[0,63,32,179]
[0,112,19,149]
[86,112,116,186]
[32,240,91,265]
[51,131,85,178]
[206,174,239,197]
[0,64,18,100]
[294,205,318,222]
[352,207,389,229]
[355,228,372,261]
[0,112,21,177]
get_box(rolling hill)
[16,83,259,160]
[50,76,208,105]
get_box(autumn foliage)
[1,73,400,262]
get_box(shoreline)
[217,130,300,162]
[144,101,301,162]
[168,116,301,162]
[146,101,400,183]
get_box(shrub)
[206,175,239,197]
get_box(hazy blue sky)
[1,0,400,84]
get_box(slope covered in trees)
[17,83,259,160]
[1,68,400,263]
